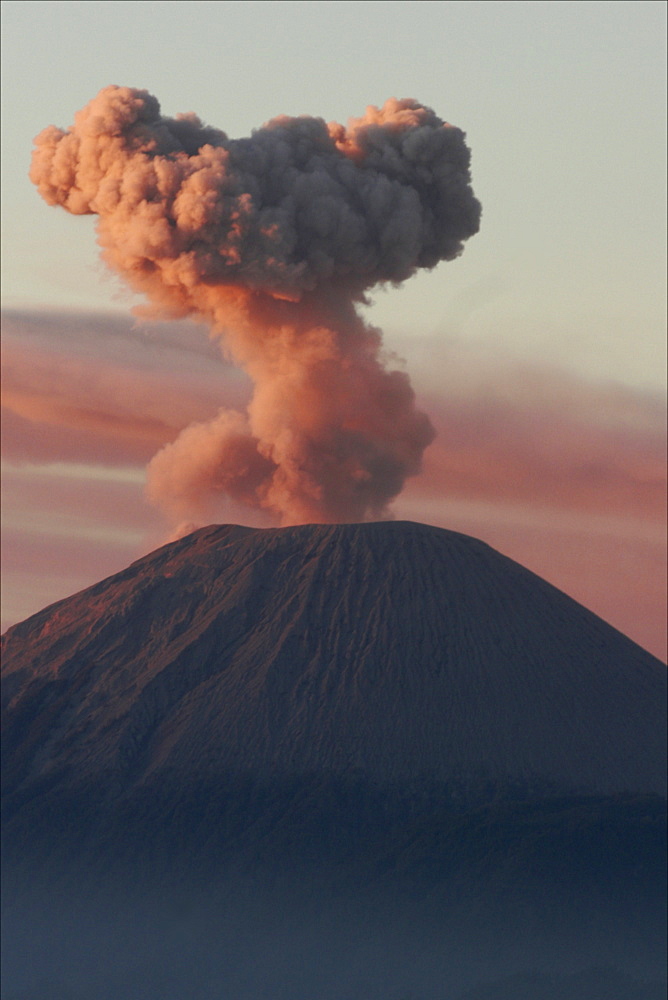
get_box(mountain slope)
[3,521,665,801]
[2,521,666,1000]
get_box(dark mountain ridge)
[2,521,666,1000]
[3,521,665,798]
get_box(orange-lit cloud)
[29,87,481,524]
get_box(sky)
[1,0,666,658]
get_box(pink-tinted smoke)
[30,86,480,524]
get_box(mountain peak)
[3,520,665,799]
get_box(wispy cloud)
[1,308,248,465]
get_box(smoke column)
[30,86,480,526]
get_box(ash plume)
[30,86,480,525]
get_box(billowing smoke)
[30,86,480,525]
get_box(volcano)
[2,521,666,1000]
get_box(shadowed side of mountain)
[2,521,666,805]
[2,521,666,999]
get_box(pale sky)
[1,0,666,656]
